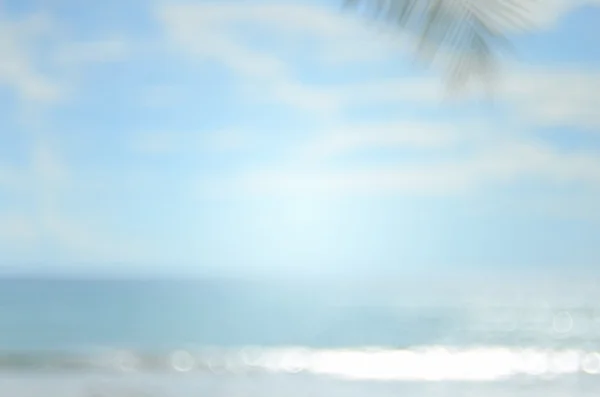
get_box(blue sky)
[0,0,599,277]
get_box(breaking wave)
[1,346,600,381]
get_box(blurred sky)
[0,0,599,277]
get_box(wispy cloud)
[500,68,600,130]
[131,128,252,155]
[230,139,600,198]
[2,0,599,270]
[41,211,145,264]
[54,37,130,65]
[138,84,186,109]
[156,1,600,131]
[0,213,38,247]
[32,143,147,263]
[527,0,600,29]
[157,2,402,64]
[0,12,63,103]
[156,2,414,117]
[0,137,146,264]
[292,120,479,162]
[0,164,24,192]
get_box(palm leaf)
[343,0,537,92]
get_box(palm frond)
[343,0,537,92]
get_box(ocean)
[1,275,600,396]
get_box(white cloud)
[55,38,130,65]
[527,0,600,29]
[291,120,474,161]
[1,139,146,264]
[132,128,253,155]
[156,2,414,116]
[158,2,401,64]
[1,5,135,108]
[27,142,117,260]
[499,68,600,130]
[290,67,600,129]
[0,164,24,192]
[158,1,600,208]
[0,214,38,247]
[157,2,600,130]
[0,12,63,102]
[267,81,348,115]
[26,140,71,223]
[139,84,185,108]
[41,211,145,264]
[32,141,70,189]
[262,66,600,129]
[157,0,595,66]
[233,140,600,197]
[159,5,288,79]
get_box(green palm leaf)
[343,0,537,91]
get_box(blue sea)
[1,275,600,396]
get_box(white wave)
[3,346,600,382]
[225,346,600,381]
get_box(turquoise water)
[1,276,600,395]
[0,278,464,350]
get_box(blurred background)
[1,0,600,395]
